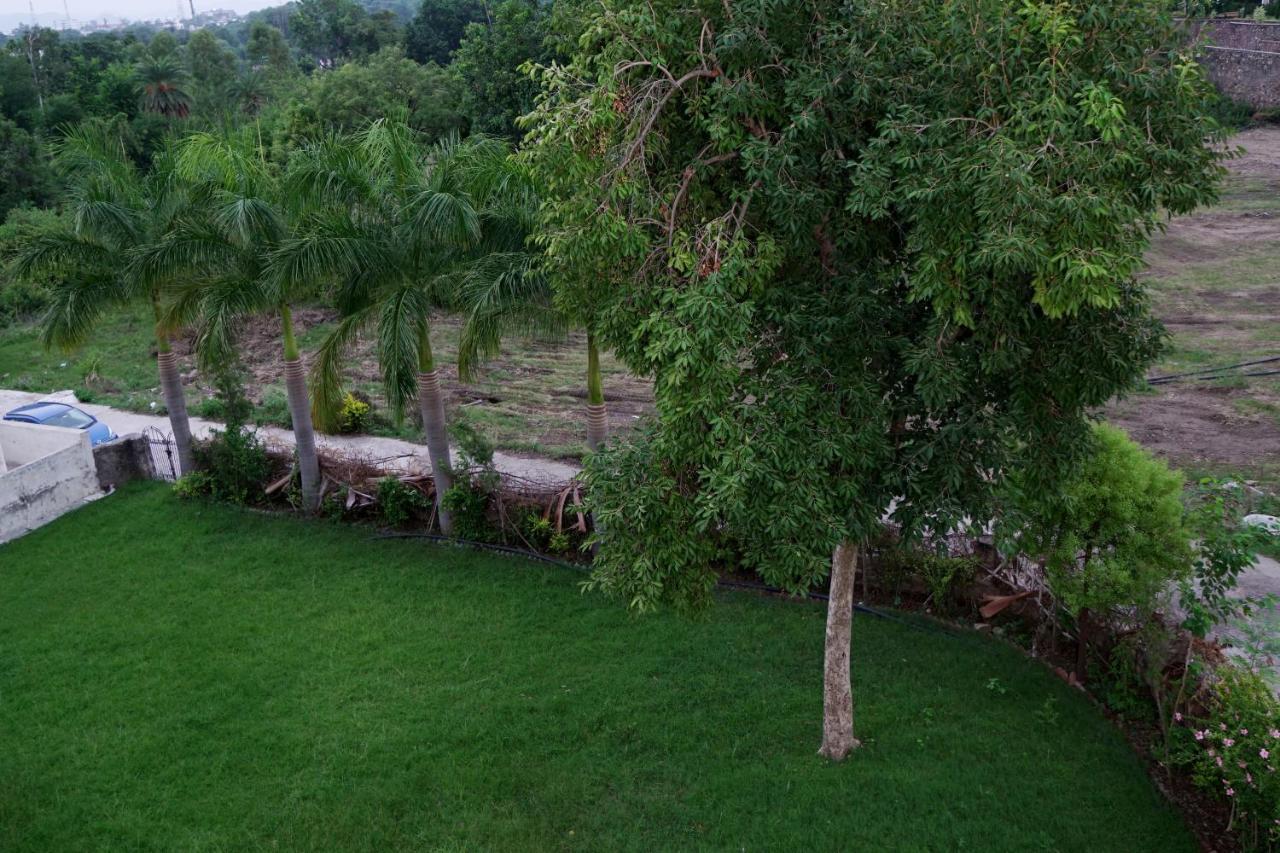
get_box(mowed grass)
[0,485,1192,851]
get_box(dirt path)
[1107,125,1280,475]
[0,388,580,484]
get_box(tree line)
[0,0,566,221]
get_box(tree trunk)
[416,322,454,535]
[1075,606,1091,683]
[156,347,196,476]
[585,332,607,452]
[819,540,862,761]
[417,369,454,535]
[281,306,320,513]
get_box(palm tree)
[136,56,193,118]
[454,146,609,452]
[9,120,199,473]
[226,71,268,116]
[132,129,324,511]
[278,120,491,534]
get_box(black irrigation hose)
[1146,355,1280,385]
[372,531,975,642]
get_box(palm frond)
[10,230,113,281]
[309,305,376,432]
[129,219,241,293]
[456,252,567,381]
[377,284,433,417]
[39,273,130,352]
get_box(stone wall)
[1186,19,1280,110]
[92,433,156,490]
[0,422,101,545]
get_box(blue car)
[3,402,117,447]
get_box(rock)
[1243,514,1280,536]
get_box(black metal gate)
[143,426,180,482]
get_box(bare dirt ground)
[180,310,655,461]
[1107,126,1280,477]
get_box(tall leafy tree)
[277,120,492,532]
[9,120,197,472]
[132,129,324,511]
[450,0,549,139]
[527,0,1225,759]
[404,0,486,65]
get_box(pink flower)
[1221,723,1228,731]
[1216,756,1225,767]
[1270,729,1280,739]
[1226,788,1235,797]
[1262,749,1271,760]
[1225,738,1236,747]
[1246,773,1254,784]
[1241,728,1249,736]
[1174,712,1183,722]
[1195,731,1205,742]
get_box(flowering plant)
[1172,667,1280,849]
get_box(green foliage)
[0,120,55,221]
[440,481,491,540]
[530,0,1224,610]
[286,47,465,140]
[1181,478,1274,638]
[404,0,485,65]
[191,365,271,505]
[916,553,979,617]
[450,0,549,138]
[334,391,372,433]
[290,0,401,67]
[1171,667,1280,850]
[377,475,430,526]
[1006,424,1192,619]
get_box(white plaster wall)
[0,422,100,546]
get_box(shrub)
[1004,423,1191,620]
[1181,477,1273,638]
[335,392,372,434]
[916,552,979,616]
[1171,667,1280,849]
[377,477,429,527]
[441,483,492,542]
[173,471,214,500]
[191,364,271,505]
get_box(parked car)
[3,402,117,447]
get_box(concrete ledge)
[0,421,101,545]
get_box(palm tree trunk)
[281,305,321,512]
[585,332,607,453]
[819,540,862,761]
[417,324,454,535]
[155,338,196,476]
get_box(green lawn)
[0,485,1193,851]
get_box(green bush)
[441,483,492,541]
[377,477,429,527]
[192,365,272,505]
[1004,423,1191,621]
[916,552,979,616]
[1170,667,1280,850]
[335,392,373,434]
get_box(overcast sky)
[20,0,275,25]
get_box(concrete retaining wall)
[0,422,101,545]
